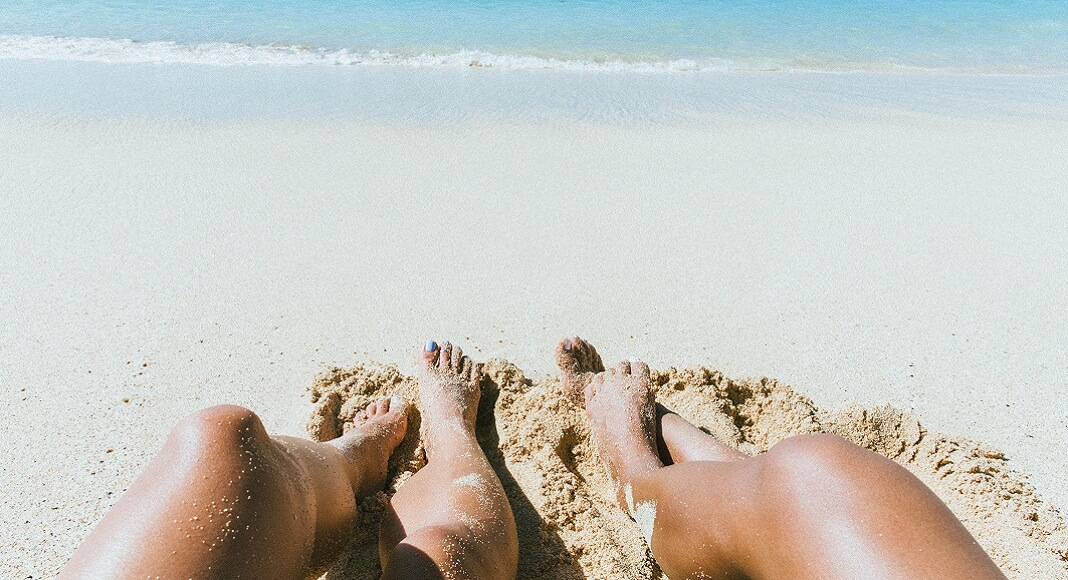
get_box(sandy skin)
[378,341,519,579]
[59,341,518,580]
[60,397,407,579]
[57,335,1006,579]
[557,336,1007,580]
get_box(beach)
[1,60,1067,575]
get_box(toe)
[387,394,408,416]
[438,342,454,372]
[461,356,473,380]
[617,360,632,375]
[366,400,378,416]
[451,346,464,372]
[584,380,600,406]
[471,362,483,385]
[630,359,650,381]
[419,341,440,371]
[574,337,605,373]
[572,336,588,363]
[555,338,582,375]
[587,373,603,397]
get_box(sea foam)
[0,34,743,72]
[1,34,1064,76]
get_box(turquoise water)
[1,0,1067,72]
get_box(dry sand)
[308,360,1068,578]
[2,112,1067,577]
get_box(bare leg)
[656,404,748,464]
[558,337,1005,580]
[60,398,407,579]
[378,341,519,579]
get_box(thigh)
[631,436,1003,580]
[747,435,1004,579]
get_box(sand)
[308,360,1068,578]
[2,103,1067,577]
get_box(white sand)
[1,111,1067,577]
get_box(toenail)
[564,339,572,351]
[425,341,438,352]
[628,357,639,363]
[390,394,406,410]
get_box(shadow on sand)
[324,373,587,579]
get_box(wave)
[0,34,752,71]
[0,34,1061,75]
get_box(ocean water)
[1,0,1067,73]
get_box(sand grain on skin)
[308,361,1068,579]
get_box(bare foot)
[584,359,663,510]
[328,395,408,498]
[555,336,605,401]
[416,341,482,459]
[558,337,745,466]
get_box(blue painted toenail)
[564,339,572,351]
[426,341,438,352]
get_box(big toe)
[381,393,408,417]
[418,340,441,372]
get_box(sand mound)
[307,361,1068,579]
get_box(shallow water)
[2,0,1067,72]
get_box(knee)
[760,433,872,493]
[768,433,862,463]
[171,404,270,455]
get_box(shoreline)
[4,59,1068,123]
[2,109,1066,576]
[2,25,1067,75]
[4,34,1068,76]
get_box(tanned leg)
[558,337,1005,580]
[656,404,747,464]
[60,398,407,579]
[378,341,518,580]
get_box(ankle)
[611,449,661,504]
[331,428,375,461]
[616,471,659,514]
[422,419,478,459]
[621,452,662,484]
